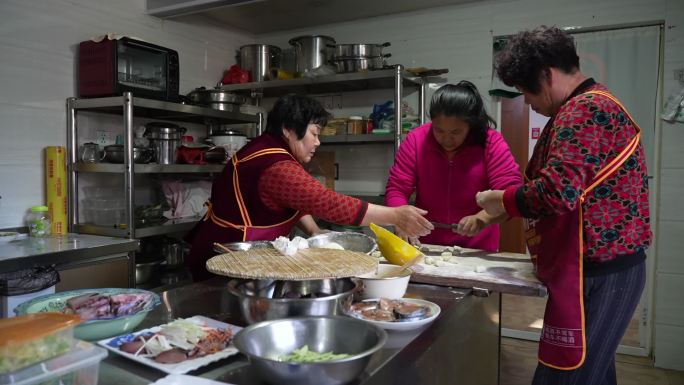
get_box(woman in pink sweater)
[385,81,521,251]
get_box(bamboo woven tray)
[206,248,379,280]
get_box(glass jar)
[27,206,51,237]
[347,116,364,135]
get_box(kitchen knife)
[430,221,460,231]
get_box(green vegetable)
[278,345,351,363]
[0,333,71,373]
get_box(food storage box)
[0,340,107,385]
[0,313,81,374]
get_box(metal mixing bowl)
[307,232,378,254]
[228,278,360,324]
[233,316,386,385]
[213,240,273,253]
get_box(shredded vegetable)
[278,345,351,363]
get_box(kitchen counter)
[98,277,501,385]
[0,233,139,285]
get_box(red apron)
[524,90,642,370]
[204,147,302,241]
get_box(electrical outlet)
[675,68,684,83]
[95,130,111,144]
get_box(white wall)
[0,0,253,228]
[257,0,683,370]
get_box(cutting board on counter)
[409,244,547,297]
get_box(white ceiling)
[150,0,484,34]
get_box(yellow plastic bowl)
[369,223,421,265]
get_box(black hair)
[495,25,580,94]
[429,81,495,147]
[265,94,330,139]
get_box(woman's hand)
[455,214,487,237]
[393,205,433,238]
[476,190,506,217]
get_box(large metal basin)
[227,278,360,324]
[233,316,386,385]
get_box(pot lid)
[289,35,336,45]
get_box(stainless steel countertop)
[98,277,501,385]
[0,233,139,271]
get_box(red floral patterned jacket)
[504,80,652,263]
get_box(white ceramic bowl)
[356,264,411,300]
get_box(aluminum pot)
[331,42,390,58]
[144,122,186,164]
[331,55,390,73]
[288,35,336,73]
[103,145,153,164]
[228,278,360,324]
[239,44,281,82]
[187,88,247,112]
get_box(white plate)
[347,298,441,331]
[151,374,236,385]
[98,315,242,374]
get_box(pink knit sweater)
[385,123,521,251]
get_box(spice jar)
[347,116,364,135]
[27,205,51,237]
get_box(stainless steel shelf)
[75,217,200,238]
[70,96,259,124]
[220,69,424,98]
[319,134,395,144]
[75,162,225,173]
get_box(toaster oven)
[78,37,179,101]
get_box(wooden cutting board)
[409,244,547,297]
[206,248,378,280]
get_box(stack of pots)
[187,87,247,112]
[144,122,186,164]
[330,42,391,73]
[288,35,336,74]
[239,44,282,82]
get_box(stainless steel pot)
[187,88,247,112]
[162,239,185,267]
[144,122,186,164]
[135,260,161,284]
[103,145,153,164]
[228,278,360,324]
[331,55,390,73]
[331,42,390,58]
[288,35,336,73]
[239,44,282,82]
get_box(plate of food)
[347,298,441,331]
[98,315,241,374]
[14,288,160,341]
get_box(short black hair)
[495,25,580,94]
[429,81,495,147]
[265,94,330,139]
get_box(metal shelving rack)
[66,92,260,239]
[219,65,428,150]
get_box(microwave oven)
[78,37,179,101]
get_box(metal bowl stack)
[233,316,387,385]
[330,42,391,73]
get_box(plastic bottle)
[27,206,51,237]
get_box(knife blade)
[430,221,460,231]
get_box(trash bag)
[0,265,60,296]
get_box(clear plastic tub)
[0,340,107,385]
[0,313,81,374]
[83,207,125,226]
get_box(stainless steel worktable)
[99,277,501,385]
[0,233,139,285]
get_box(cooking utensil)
[233,316,386,385]
[213,240,272,253]
[331,54,391,73]
[429,221,460,232]
[239,44,281,82]
[377,253,424,279]
[187,87,247,112]
[288,35,336,73]
[356,264,411,299]
[227,278,360,324]
[103,145,153,164]
[368,223,421,265]
[307,232,377,254]
[330,42,390,58]
[162,238,185,267]
[144,122,186,164]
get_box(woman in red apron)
[186,94,434,281]
[477,26,651,385]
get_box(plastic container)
[83,207,125,226]
[0,340,107,385]
[26,206,51,237]
[0,313,81,374]
[347,116,364,135]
